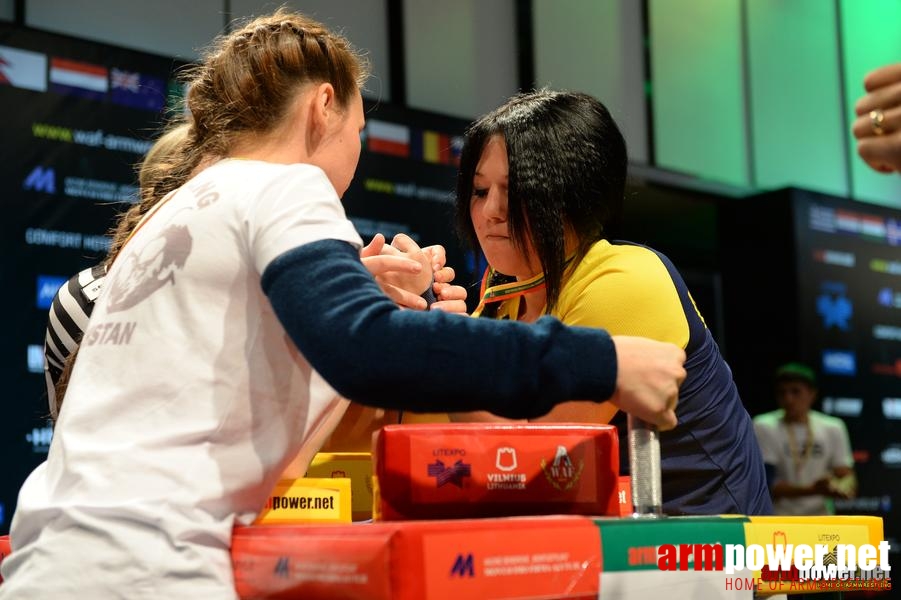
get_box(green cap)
[775,362,817,385]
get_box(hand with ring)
[853,63,901,173]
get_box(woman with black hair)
[453,89,772,516]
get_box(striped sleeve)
[44,264,107,418]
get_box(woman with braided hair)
[1,11,685,598]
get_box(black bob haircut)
[455,89,628,312]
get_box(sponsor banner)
[305,452,374,521]
[810,202,900,246]
[27,344,43,374]
[871,258,901,276]
[25,425,53,454]
[742,515,887,594]
[421,522,599,599]
[873,324,901,341]
[49,57,108,99]
[595,516,751,599]
[24,228,110,253]
[64,176,138,203]
[23,165,56,194]
[817,282,852,331]
[254,478,351,525]
[0,45,47,92]
[594,516,748,572]
[822,349,856,376]
[877,287,901,309]
[882,445,901,467]
[883,398,901,420]
[363,176,453,203]
[813,248,855,267]
[32,122,154,155]
[821,397,863,418]
[871,359,901,378]
[35,275,67,310]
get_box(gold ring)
[870,109,886,135]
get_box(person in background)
[853,62,901,173]
[449,89,771,516]
[753,363,856,516]
[42,122,191,418]
[2,11,685,599]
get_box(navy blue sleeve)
[261,239,618,420]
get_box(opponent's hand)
[853,63,901,173]
[419,245,469,314]
[388,233,434,294]
[608,336,685,431]
[360,234,428,310]
[432,280,468,314]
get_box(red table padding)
[231,516,601,599]
[373,423,620,521]
[0,535,9,584]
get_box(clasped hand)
[360,233,468,313]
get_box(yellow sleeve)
[554,244,689,349]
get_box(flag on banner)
[110,67,165,111]
[0,45,47,92]
[49,57,108,100]
[421,130,457,165]
[450,135,463,166]
[421,130,442,164]
[366,120,409,158]
[887,219,901,246]
[860,214,886,240]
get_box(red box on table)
[231,515,601,600]
[372,423,620,521]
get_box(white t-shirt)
[753,409,854,515]
[1,159,362,599]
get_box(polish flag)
[367,119,410,158]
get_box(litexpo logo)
[656,541,891,577]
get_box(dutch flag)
[49,57,108,100]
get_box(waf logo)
[496,447,517,471]
[427,459,471,488]
[540,445,584,491]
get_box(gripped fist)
[608,335,686,431]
